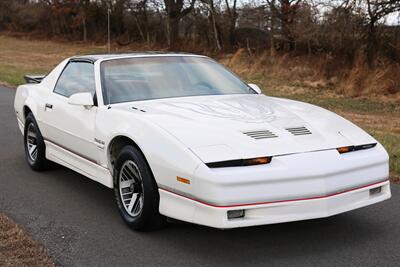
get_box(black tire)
[24,113,49,171]
[113,145,167,231]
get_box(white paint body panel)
[13,54,391,229]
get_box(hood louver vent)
[243,130,278,140]
[286,126,312,136]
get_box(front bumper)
[158,144,391,228]
[159,180,390,228]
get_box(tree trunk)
[134,14,145,43]
[228,21,235,47]
[225,0,237,48]
[269,0,276,56]
[366,21,377,68]
[208,0,221,51]
[280,0,295,51]
[169,16,180,49]
[82,17,87,42]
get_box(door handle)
[45,103,53,110]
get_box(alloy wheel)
[119,160,144,217]
[26,123,38,161]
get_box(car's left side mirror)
[68,92,94,108]
[248,83,262,94]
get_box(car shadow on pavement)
[149,214,383,264]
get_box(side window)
[54,61,95,97]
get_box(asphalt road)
[1,86,399,267]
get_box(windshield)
[100,56,255,104]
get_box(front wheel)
[113,145,166,231]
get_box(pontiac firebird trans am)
[14,53,391,231]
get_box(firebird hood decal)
[166,97,277,123]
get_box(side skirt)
[45,140,113,188]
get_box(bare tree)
[1,0,400,71]
[126,0,149,44]
[202,0,222,51]
[364,0,400,66]
[266,0,302,51]
[225,0,238,47]
[164,0,196,48]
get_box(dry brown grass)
[342,60,400,98]
[222,49,400,103]
[224,50,332,81]
[0,213,55,267]
[0,35,106,69]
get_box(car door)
[41,60,99,165]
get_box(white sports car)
[14,54,391,230]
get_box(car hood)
[116,94,376,163]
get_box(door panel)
[42,93,99,163]
[40,60,100,165]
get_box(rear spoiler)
[24,75,46,84]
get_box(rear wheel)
[113,145,167,231]
[24,113,49,171]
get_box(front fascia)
[165,142,389,207]
[157,143,390,229]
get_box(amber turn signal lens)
[177,176,191,184]
[244,157,272,165]
[337,143,377,154]
[337,146,352,153]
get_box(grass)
[0,64,48,86]
[0,34,399,179]
[0,213,55,266]
[242,73,400,115]
[371,131,400,176]
[0,35,106,86]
